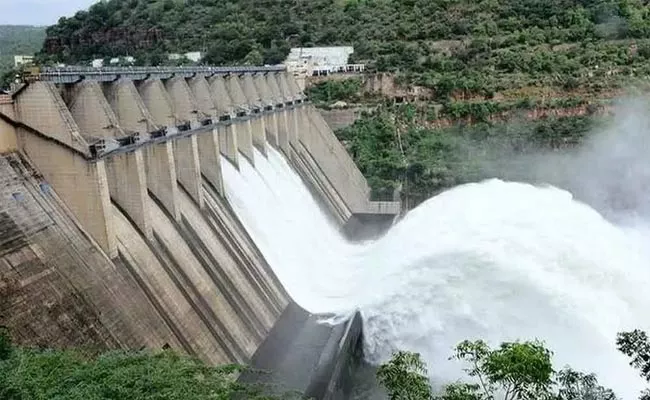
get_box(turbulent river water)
[222,144,650,398]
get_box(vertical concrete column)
[287,107,300,146]
[250,114,267,156]
[219,123,239,167]
[197,128,224,195]
[174,135,204,209]
[104,79,158,134]
[92,159,117,258]
[145,141,180,222]
[236,118,255,164]
[105,149,152,239]
[265,111,279,148]
[276,109,290,155]
[137,79,176,128]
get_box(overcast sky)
[0,0,98,26]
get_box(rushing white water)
[222,146,650,398]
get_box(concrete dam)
[0,65,400,398]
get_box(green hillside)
[40,0,650,96]
[0,25,46,85]
[38,0,650,206]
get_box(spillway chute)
[223,146,650,399]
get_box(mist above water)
[222,100,650,398]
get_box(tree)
[617,329,650,400]
[243,48,264,66]
[555,368,618,400]
[451,339,554,400]
[377,350,433,400]
[378,339,617,400]
[436,383,484,400]
[617,330,650,381]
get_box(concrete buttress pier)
[241,74,267,156]
[189,77,218,118]
[197,127,224,195]
[174,135,204,208]
[103,79,158,134]
[137,79,177,127]
[4,65,401,400]
[65,80,125,139]
[225,74,255,163]
[146,140,181,222]
[165,76,201,124]
[105,148,153,239]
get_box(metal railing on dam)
[36,65,287,84]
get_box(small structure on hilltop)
[168,51,204,63]
[13,55,34,68]
[284,46,365,90]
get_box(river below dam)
[222,143,650,398]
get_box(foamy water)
[222,146,650,398]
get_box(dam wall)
[0,113,17,153]
[1,65,400,398]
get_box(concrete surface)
[145,141,180,222]
[197,127,224,195]
[208,75,235,116]
[165,76,201,123]
[189,77,218,117]
[235,118,255,164]
[225,75,249,111]
[0,113,17,153]
[219,123,239,167]
[103,79,159,134]
[13,81,89,155]
[238,302,363,400]
[5,69,403,399]
[174,135,204,208]
[137,79,177,127]
[17,126,117,258]
[66,80,125,139]
[0,152,178,351]
[105,148,153,239]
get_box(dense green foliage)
[337,107,597,206]
[378,339,618,400]
[451,340,555,400]
[39,0,650,97]
[377,350,433,400]
[0,329,281,400]
[306,78,365,105]
[617,329,650,399]
[35,0,650,203]
[0,25,45,88]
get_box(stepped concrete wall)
[0,113,17,153]
[3,67,401,399]
[0,152,177,350]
